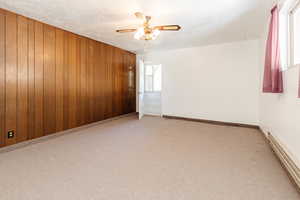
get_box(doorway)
[143,64,162,116]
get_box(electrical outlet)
[7,130,14,139]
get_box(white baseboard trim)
[0,113,137,154]
[260,127,300,190]
[144,113,162,117]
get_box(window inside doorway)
[145,65,162,92]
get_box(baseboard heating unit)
[267,133,300,190]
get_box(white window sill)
[282,63,300,71]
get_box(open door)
[138,59,145,119]
[142,64,162,116]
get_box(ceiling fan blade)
[135,12,145,20]
[116,29,137,33]
[154,25,181,31]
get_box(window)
[280,0,300,69]
[144,65,162,92]
[290,1,300,65]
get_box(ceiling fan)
[116,12,181,41]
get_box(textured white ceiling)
[0,0,274,53]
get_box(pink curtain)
[263,5,283,93]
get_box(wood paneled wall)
[0,8,136,148]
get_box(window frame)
[144,65,162,93]
[144,65,154,92]
[288,0,300,67]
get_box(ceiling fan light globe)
[134,27,145,40]
[153,29,160,38]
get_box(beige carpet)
[0,115,299,200]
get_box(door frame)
[143,63,163,117]
[136,55,145,119]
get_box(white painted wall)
[144,40,261,125]
[259,33,300,165]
